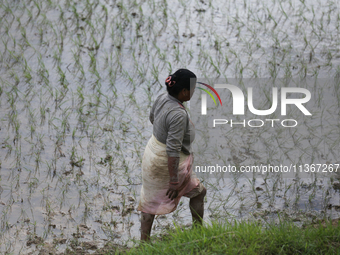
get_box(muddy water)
[0,0,340,253]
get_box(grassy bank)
[103,219,340,254]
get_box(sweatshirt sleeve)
[165,110,187,157]
[149,97,158,124]
[149,94,164,124]
[149,106,155,124]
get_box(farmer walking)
[138,69,206,241]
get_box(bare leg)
[189,187,207,225]
[141,212,155,241]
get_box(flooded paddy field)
[0,0,340,253]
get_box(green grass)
[110,219,340,254]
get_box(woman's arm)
[165,110,187,200]
[166,156,180,200]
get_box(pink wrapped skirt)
[137,134,203,215]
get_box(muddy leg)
[141,212,155,241]
[189,187,207,225]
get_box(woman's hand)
[166,182,179,200]
[167,156,180,200]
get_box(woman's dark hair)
[165,69,197,97]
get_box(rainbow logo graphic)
[197,82,222,106]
